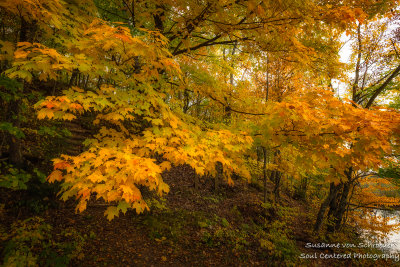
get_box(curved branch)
[365,63,400,108]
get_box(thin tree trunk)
[194,173,199,190]
[273,171,281,202]
[183,89,190,113]
[7,17,29,168]
[262,146,267,203]
[69,69,79,86]
[215,161,222,192]
[352,23,362,102]
[265,55,269,102]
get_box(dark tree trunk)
[314,183,340,233]
[326,169,353,232]
[69,69,79,86]
[7,109,23,168]
[194,173,199,190]
[153,5,164,33]
[269,169,275,182]
[331,180,352,232]
[7,17,30,168]
[334,183,351,230]
[183,89,190,114]
[273,171,281,202]
[215,161,223,192]
[256,146,261,167]
[262,147,267,203]
[327,183,343,220]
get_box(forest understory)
[1,164,396,266]
[2,0,400,266]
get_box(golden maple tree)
[1,0,400,233]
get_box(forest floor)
[0,165,397,266]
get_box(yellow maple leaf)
[62,113,76,121]
[160,161,171,171]
[37,108,54,119]
[47,170,63,183]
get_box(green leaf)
[117,201,131,214]
[33,168,47,183]
[0,76,23,100]
[105,206,119,221]
[0,122,25,138]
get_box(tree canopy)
[1,0,400,236]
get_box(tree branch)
[365,63,400,108]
